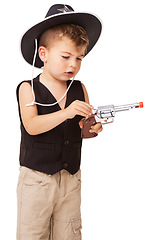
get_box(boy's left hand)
[79,118,103,134]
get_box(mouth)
[65,71,75,77]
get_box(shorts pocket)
[23,168,47,187]
[71,216,82,236]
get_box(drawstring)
[26,39,75,107]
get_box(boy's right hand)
[65,100,93,119]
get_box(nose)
[69,58,77,68]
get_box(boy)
[17,4,102,240]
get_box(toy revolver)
[82,102,143,139]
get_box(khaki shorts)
[17,167,82,240]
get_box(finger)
[89,126,103,134]
[97,126,103,133]
[81,101,94,109]
[75,104,93,117]
[75,109,90,118]
[90,123,103,133]
[77,102,93,113]
[91,123,102,131]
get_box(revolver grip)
[82,114,98,139]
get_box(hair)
[39,23,89,50]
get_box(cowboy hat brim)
[21,12,102,68]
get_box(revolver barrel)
[96,102,143,119]
[114,102,143,112]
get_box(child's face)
[41,37,86,81]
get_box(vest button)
[64,140,69,145]
[63,162,68,168]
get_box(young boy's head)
[21,4,102,68]
[38,24,89,80]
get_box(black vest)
[16,75,85,175]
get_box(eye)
[62,56,70,59]
[77,58,83,61]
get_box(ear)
[38,46,47,63]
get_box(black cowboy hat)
[21,4,102,68]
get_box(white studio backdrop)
[1,0,160,239]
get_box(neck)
[40,69,66,88]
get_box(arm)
[19,82,93,135]
[81,82,90,104]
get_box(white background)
[1,0,160,239]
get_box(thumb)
[79,118,84,129]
